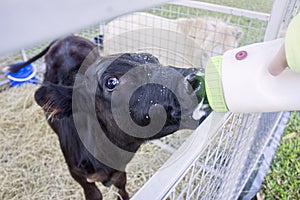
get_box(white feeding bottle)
[204,38,300,113]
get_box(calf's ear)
[34,84,72,119]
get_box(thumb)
[268,44,288,76]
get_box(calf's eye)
[105,77,119,91]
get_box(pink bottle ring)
[235,50,248,60]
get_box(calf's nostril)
[170,109,180,119]
[185,73,206,103]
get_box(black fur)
[19,35,203,200]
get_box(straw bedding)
[0,84,190,199]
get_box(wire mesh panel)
[1,0,270,74]
[134,112,289,200]
[102,0,272,70]
[221,112,290,199]
[167,113,251,200]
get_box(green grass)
[257,112,300,199]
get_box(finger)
[268,61,287,76]
[268,44,288,76]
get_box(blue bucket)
[6,63,37,87]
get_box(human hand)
[268,44,288,76]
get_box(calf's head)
[35,53,206,171]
